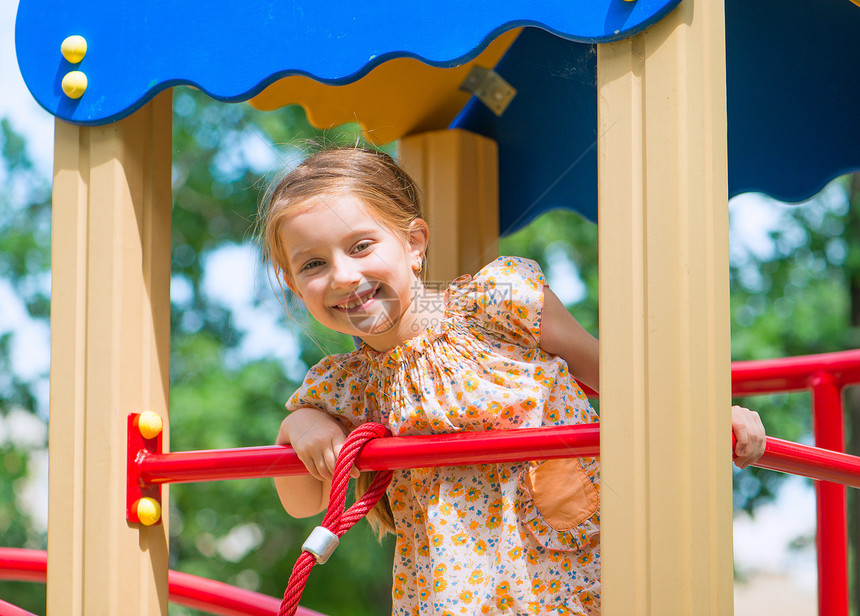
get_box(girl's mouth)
[333,285,381,311]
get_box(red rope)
[278,423,393,616]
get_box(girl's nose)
[329,257,361,289]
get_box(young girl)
[262,146,766,615]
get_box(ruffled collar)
[353,314,452,364]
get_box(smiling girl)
[261,146,765,615]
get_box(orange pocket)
[525,458,598,531]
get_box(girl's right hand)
[731,404,766,469]
[277,407,360,481]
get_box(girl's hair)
[261,146,422,539]
[261,146,423,288]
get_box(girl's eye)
[353,241,373,254]
[300,259,324,272]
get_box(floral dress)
[286,257,600,615]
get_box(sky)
[1,1,52,419]
[1,1,52,175]
[0,0,821,607]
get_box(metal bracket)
[126,413,163,525]
[459,66,516,116]
[302,526,340,564]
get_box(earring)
[413,259,423,274]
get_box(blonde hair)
[261,146,424,538]
[262,146,423,289]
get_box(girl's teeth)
[341,289,375,309]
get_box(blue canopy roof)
[15,0,860,232]
[455,0,860,232]
[15,0,680,126]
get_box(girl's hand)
[731,405,766,469]
[278,407,360,481]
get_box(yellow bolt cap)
[61,35,87,63]
[138,411,163,439]
[61,71,87,99]
[136,497,162,526]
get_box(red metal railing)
[731,349,860,616]
[132,424,860,488]
[136,424,601,484]
[731,349,860,395]
[0,548,324,616]
[0,598,39,616]
[128,349,860,616]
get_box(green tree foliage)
[0,118,50,614]
[0,119,51,612]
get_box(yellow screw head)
[137,411,163,439]
[61,71,87,99]
[135,497,162,526]
[61,35,87,63]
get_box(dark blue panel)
[455,0,860,232]
[725,0,860,202]
[452,28,598,234]
[15,0,679,126]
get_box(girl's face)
[280,193,429,351]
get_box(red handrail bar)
[137,424,601,484]
[0,598,39,616]
[133,350,860,488]
[134,424,860,489]
[168,571,326,616]
[576,351,860,399]
[0,548,325,616]
[746,436,859,489]
[809,371,849,615]
[0,548,45,583]
[730,349,860,616]
[731,349,860,395]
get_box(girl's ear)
[407,218,430,272]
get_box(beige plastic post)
[48,92,172,616]
[597,1,733,614]
[398,129,499,285]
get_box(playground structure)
[8,0,860,614]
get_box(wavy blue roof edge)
[727,167,860,206]
[16,1,682,126]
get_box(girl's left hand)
[731,405,766,469]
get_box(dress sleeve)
[447,256,546,347]
[285,353,371,428]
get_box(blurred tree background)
[0,87,857,613]
[0,117,51,615]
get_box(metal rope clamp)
[302,526,340,564]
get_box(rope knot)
[278,422,393,616]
